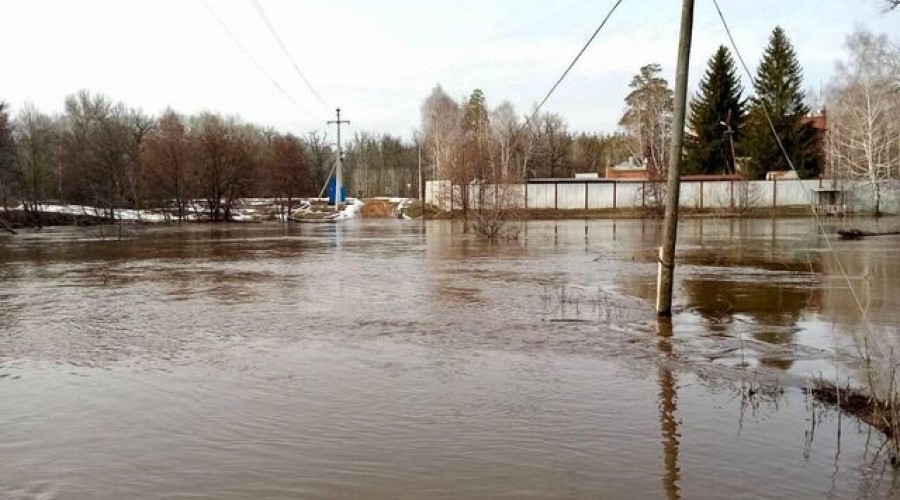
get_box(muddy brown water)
[1,218,899,499]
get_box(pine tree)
[743,27,820,179]
[685,46,745,175]
[463,89,489,137]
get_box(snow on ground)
[12,203,170,222]
[13,197,406,223]
[334,199,364,219]
[289,198,366,221]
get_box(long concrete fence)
[425,178,896,214]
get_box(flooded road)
[1,218,899,498]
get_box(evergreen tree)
[743,27,820,179]
[463,89,489,138]
[684,46,745,175]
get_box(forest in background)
[0,25,897,221]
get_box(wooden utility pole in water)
[418,138,425,221]
[656,0,695,317]
[328,108,350,208]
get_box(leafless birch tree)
[827,29,900,215]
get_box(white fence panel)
[425,179,885,214]
[679,183,703,209]
[557,184,586,209]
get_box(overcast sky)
[2,0,897,139]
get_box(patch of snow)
[230,212,256,222]
[334,198,364,219]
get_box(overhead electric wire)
[710,0,881,357]
[199,0,316,119]
[522,0,626,130]
[251,0,331,110]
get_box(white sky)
[1,0,897,139]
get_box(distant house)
[605,158,649,180]
[765,170,799,181]
[606,158,741,182]
[805,111,828,169]
[805,112,828,137]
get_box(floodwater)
[1,217,899,499]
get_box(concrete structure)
[425,177,898,214]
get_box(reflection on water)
[1,218,899,498]
[657,320,680,500]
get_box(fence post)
[772,178,777,208]
[730,180,734,209]
[699,181,704,210]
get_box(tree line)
[1,91,326,221]
[1,25,896,223]
[420,86,631,183]
[0,88,633,225]
[418,25,827,198]
[0,91,444,221]
[628,24,899,197]
[625,26,825,181]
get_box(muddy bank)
[808,381,897,437]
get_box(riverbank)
[2,199,883,231]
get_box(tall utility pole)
[656,0,695,317]
[327,108,350,208]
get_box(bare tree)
[123,109,155,214]
[12,103,57,223]
[827,29,900,216]
[518,108,541,179]
[304,131,332,197]
[58,90,140,218]
[94,101,132,219]
[266,132,312,216]
[379,134,410,197]
[344,131,378,197]
[143,109,190,220]
[619,63,674,178]
[189,113,260,221]
[472,100,527,240]
[489,101,519,180]
[60,90,106,208]
[620,64,674,216]
[535,112,573,178]
[420,85,461,181]
[0,102,17,212]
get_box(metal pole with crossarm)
[328,108,350,208]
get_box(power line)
[710,0,881,356]
[199,0,316,119]
[509,0,626,178]
[251,0,331,109]
[523,0,626,129]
